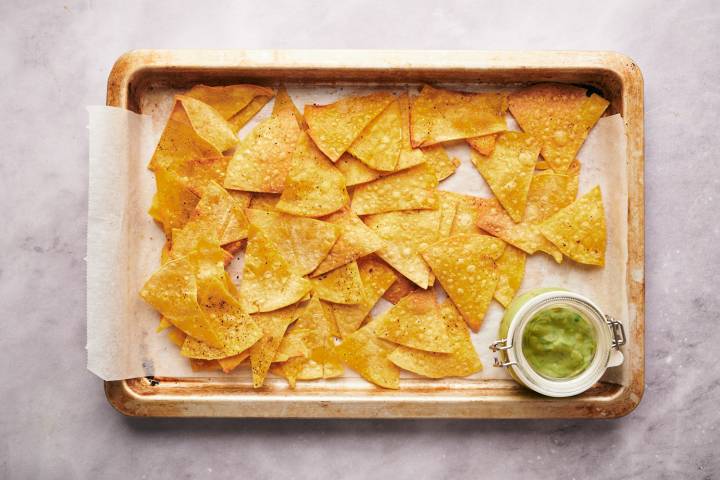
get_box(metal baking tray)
[104,50,644,418]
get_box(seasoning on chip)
[335,153,381,186]
[311,261,364,305]
[508,83,608,172]
[410,85,507,147]
[336,321,400,389]
[471,131,540,222]
[467,134,497,156]
[348,99,402,171]
[540,186,607,266]
[493,245,527,308]
[275,132,349,217]
[240,225,312,313]
[421,234,505,331]
[249,305,299,388]
[305,91,395,161]
[351,162,439,215]
[185,83,275,130]
[388,301,482,378]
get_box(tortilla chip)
[311,261,364,305]
[524,166,580,223]
[245,208,339,275]
[189,359,222,372]
[438,192,459,238]
[275,132,349,217]
[382,271,419,304]
[140,256,222,347]
[336,321,400,389]
[330,257,396,337]
[351,162,439,215]
[539,186,606,266]
[304,91,395,161]
[508,83,609,172]
[272,86,305,129]
[223,103,302,193]
[185,84,275,122]
[476,197,563,263]
[249,305,299,388]
[364,209,440,288]
[273,350,344,388]
[179,155,230,197]
[248,193,280,211]
[336,153,381,186]
[421,234,504,332]
[166,327,187,348]
[275,296,336,361]
[388,300,482,378]
[148,168,200,237]
[156,317,173,333]
[410,85,507,147]
[467,134,497,156]
[493,245,527,308]
[240,224,312,313]
[174,95,239,153]
[217,350,251,373]
[312,207,384,276]
[396,92,428,171]
[347,99,402,171]
[471,131,540,222]
[373,290,453,353]
[229,95,273,131]
[443,192,484,236]
[422,145,460,181]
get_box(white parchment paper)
[87,86,628,383]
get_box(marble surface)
[1,0,719,478]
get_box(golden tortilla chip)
[410,85,507,147]
[539,186,606,266]
[248,193,280,211]
[217,350,251,373]
[273,352,344,388]
[275,296,336,361]
[304,91,395,161]
[396,92,428,171]
[181,155,231,196]
[373,290,453,353]
[351,162,439,215]
[336,153,381,186]
[336,321,400,389]
[272,86,305,129]
[156,317,173,333]
[524,166,580,223]
[312,207,384,276]
[422,145,460,181]
[190,359,222,372]
[421,234,505,332]
[223,103,302,193]
[330,257,396,338]
[382,271,419,304]
[443,192,484,236]
[275,132,349,217]
[388,300,482,378]
[493,245,527,308]
[148,168,200,237]
[347,99,402,171]
[229,95,273,131]
[471,131,540,222]
[249,305,299,388]
[508,83,609,172]
[438,192,459,238]
[310,261,364,305]
[364,209,441,288]
[185,84,275,122]
[240,224,312,313]
[245,208,339,275]
[166,327,187,348]
[174,95,239,153]
[476,197,563,263]
[467,134,497,156]
[140,256,222,347]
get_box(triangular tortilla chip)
[421,234,505,331]
[248,193,280,211]
[476,198,563,263]
[185,84,275,122]
[240,225,312,313]
[272,86,305,129]
[336,321,400,389]
[275,296,336,361]
[181,155,231,197]
[223,104,301,193]
[275,132,349,217]
[508,83,609,172]
[351,162,439,215]
[229,95,273,131]
[166,327,187,347]
[245,208,339,275]
[312,207,384,276]
[364,209,441,288]
[382,270,419,304]
[174,95,239,153]
[347,99,402,171]
[422,145,460,181]
[396,92,428,171]
[524,164,580,223]
[217,350,251,373]
[249,305,299,388]
[410,85,507,147]
[438,192,459,238]
[388,300,482,378]
[336,153,381,186]
[304,91,395,161]
[330,257,396,338]
[310,261,364,305]
[140,256,222,347]
[373,290,453,353]
[471,131,540,222]
[540,186,606,266]
[467,134,497,156]
[148,168,200,236]
[493,245,527,308]
[271,355,344,388]
[442,192,484,236]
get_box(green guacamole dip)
[521,307,597,379]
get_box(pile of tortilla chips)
[140,82,609,389]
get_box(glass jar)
[490,288,626,397]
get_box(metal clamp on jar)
[490,288,626,397]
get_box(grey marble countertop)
[2,0,719,478]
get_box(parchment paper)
[87,86,628,383]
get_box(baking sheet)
[87,85,628,383]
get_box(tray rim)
[102,49,644,419]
